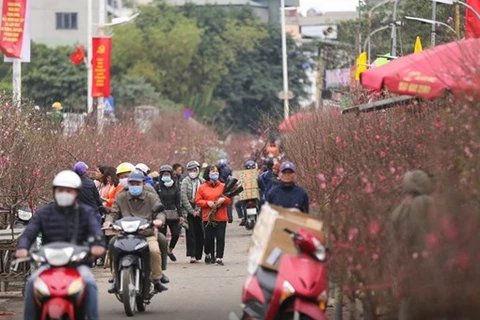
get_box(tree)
[0,44,87,110]
[23,44,87,110]
[214,26,311,133]
[337,0,457,60]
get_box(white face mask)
[189,172,199,179]
[119,178,129,188]
[55,192,76,207]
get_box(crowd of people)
[14,153,313,320]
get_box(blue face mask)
[161,176,172,183]
[128,185,143,197]
[209,173,219,181]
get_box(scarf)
[164,180,174,188]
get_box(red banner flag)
[466,0,480,39]
[91,37,111,97]
[70,46,85,65]
[0,0,27,58]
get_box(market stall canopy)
[278,111,313,133]
[360,38,480,100]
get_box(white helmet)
[135,163,150,175]
[52,170,82,189]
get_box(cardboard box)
[235,169,260,200]
[247,204,324,274]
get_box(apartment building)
[0,0,123,47]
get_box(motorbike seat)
[256,267,278,293]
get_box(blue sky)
[300,0,358,12]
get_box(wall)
[0,0,101,47]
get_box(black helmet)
[160,165,173,174]
[245,160,256,170]
[186,161,200,170]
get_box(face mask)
[209,174,219,181]
[189,172,199,179]
[55,192,76,207]
[128,185,143,197]
[119,178,129,188]
[161,176,172,183]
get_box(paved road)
[9,220,251,320]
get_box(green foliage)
[22,44,87,110]
[0,1,311,133]
[214,26,311,133]
[111,75,161,108]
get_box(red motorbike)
[231,228,329,320]
[16,242,90,320]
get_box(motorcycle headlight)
[44,247,74,266]
[134,242,148,250]
[121,221,141,233]
[34,278,50,297]
[18,210,33,221]
[67,277,84,296]
[280,281,295,302]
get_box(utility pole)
[431,1,436,46]
[12,59,21,107]
[87,0,93,114]
[97,0,106,133]
[391,0,400,56]
[280,0,289,120]
[455,1,461,35]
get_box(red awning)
[360,38,480,100]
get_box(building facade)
[0,0,123,47]
[164,0,299,24]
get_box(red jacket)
[106,184,123,208]
[195,181,232,222]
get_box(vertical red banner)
[466,0,480,39]
[0,0,27,58]
[92,37,111,97]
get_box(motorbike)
[14,242,90,320]
[230,228,329,320]
[14,202,34,228]
[243,200,260,231]
[110,216,161,317]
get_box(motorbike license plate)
[246,208,257,216]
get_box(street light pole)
[12,59,21,108]
[97,0,106,133]
[87,0,93,114]
[368,0,394,64]
[280,0,289,120]
[390,0,401,57]
[431,0,437,46]
[405,16,458,36]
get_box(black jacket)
[155,181,181,213]
[17,202,105,250]
[78,176,102,210]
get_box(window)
[56,13,78,30]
